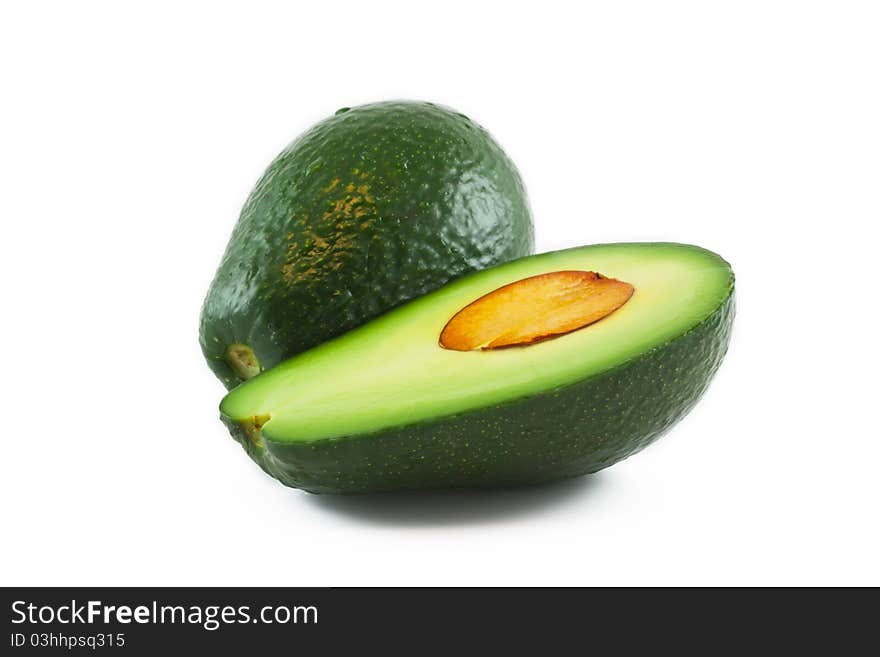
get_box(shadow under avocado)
[302,473,605,527]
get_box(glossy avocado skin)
[200,101,534,388]
[227,286,734,494]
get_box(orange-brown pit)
[439,270,635,351]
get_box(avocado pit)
[439,270,634,351]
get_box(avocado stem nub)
[225,343,261,380]
[240,414,270,448]
[439,270,635,351]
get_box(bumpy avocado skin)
[200,101,534,388]
[250,284,734,494]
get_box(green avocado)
[200,101,534,388]
[220,243,735,494]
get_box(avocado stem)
[225,343,262,380]
[240,414,270,448]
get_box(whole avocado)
[200,101,534,388]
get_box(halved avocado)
[220,243,734,493]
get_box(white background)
[2,1,878,586]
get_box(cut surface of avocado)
[222,243,731,446]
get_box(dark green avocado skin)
[200,101,534,388]
[226,284,734,494]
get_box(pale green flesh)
[221,243,732,443]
